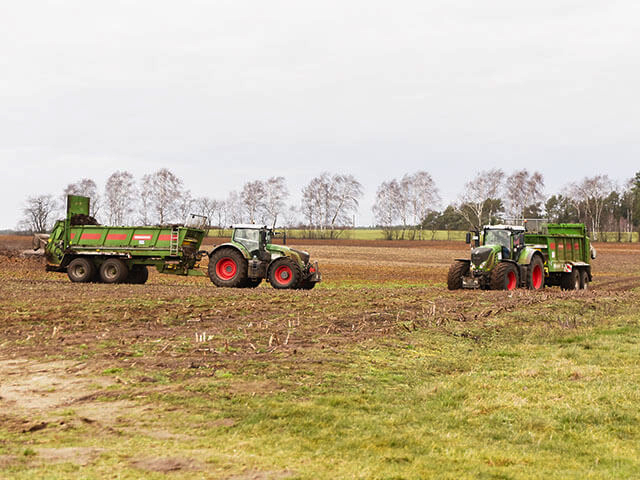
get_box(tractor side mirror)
[465,232,471,244]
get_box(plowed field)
[1,235,639,478]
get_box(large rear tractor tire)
[99,258,129,284]
[527,256,545,290]
[491,262,519,291]
[268,257,302,289]
[67,257,96,283]
[447,261,469,290]
[208,248,247,288]
[561,268,580,290]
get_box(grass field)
[1,236,640,478]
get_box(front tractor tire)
[447,261,469,290]
[268,257,302,289]
[527,256,545,290]
[491,262,519,291]
[208,248,247,288]
[67,257,96,283]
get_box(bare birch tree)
[457,169,505,230]
[568,175,614,240]
[504,170,545,218]
[301,172,363,237]
[241,180,266,223]
[224,191,244,225]
[140,168,184,224]
[262,176,289,228]
[104,171,136,225]
[20,194,58,232]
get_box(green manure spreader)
[41,195,322,289]
[448,222,596,291]
[43,195,208,283]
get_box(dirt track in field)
[1,234,639,437]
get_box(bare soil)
[0,234,639,473]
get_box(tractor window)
[233,229,260,253]
[484,230,511,250]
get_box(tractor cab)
[463,225,527,286]
[232,225,272,257]
[479,225,525,261]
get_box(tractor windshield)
[484,229,511,250]
[234,229,260,253]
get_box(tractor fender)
[454,258,471,263]
[209,243,250,260]
[518,247,544,266]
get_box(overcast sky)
[2,0,639,229]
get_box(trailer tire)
[561,268,580,291]
[268,258,301,289]
[209,248,247,288]
[491,262,518,291]
[527,256,545,290]
[579,269,589,290]
[447,261,469,290]
[67,257,96,283]
[127,266,149,284]
[99,258,129,284]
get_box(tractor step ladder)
[169,227,180,256]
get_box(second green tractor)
[208,225,321,290]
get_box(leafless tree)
[63,178,101,218]
[224,191,245,225]
[197,197,225,228]
[457,169,505,230]
[262,176,289,228]
[301,172,363,237]
[373,179,402,239]
[20,194,58,232]
[140,168,184,224]
[402,171,440,238]
[104,171,136,225]
[568,175,615,240]
[372,171,440,239]
[241,180,266,224]
[282,205,300,229]
[505,170,545,219]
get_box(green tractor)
[448,225,545,291]
[448,222,594,291]
[207,225,321,290]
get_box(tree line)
[20,168,640,241]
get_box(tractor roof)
[483,225,526,232]
[232,224,270,230]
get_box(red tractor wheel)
[528,256,544,290]
[208,248,247,287]
[491,262,519,291]
[268,258,301,289]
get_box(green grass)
[3,294,640,478]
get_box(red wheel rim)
[216,257,237,280]
[532,265,542,289]
[275,265,293,286]
[507,271,517,290]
